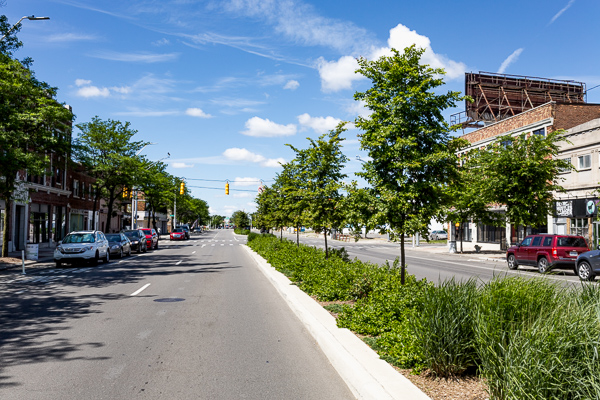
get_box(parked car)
[170,228,187,241]
[121,229,148,253]
[140,228,159,250]
[506,234,589,274]
[106,233,132,258]
[575,247,600,281]
[429,230,448,240]
[176,225,190,240]
[54,230,110,267]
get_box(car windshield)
[141,229,151,235]
[62,233,95,244]
[557,237,588,247]
[106,234,121,242]
[173,228,184,232]
[123,231,138,239]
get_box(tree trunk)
[92,190,99,230]
[459,225,464,253]
[400,233,406,285]
[296,225,299,247]
[2,196,11,257]
[324,229,329,259]
[280,227,283,241]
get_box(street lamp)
[1,15,50,41]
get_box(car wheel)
[119,248,123,259]
[127,247,132,257]
[103,251,110,263]
[154,241,158,250]
[537,257,550,274]
[55,260,62,267]
[92,251,99,266]
[507,254,518,270]
[137,244,142,254]
[577,261,596,281]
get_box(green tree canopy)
[0,55,73,256]
[354,45,465,283]
[73,116,148,232]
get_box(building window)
[559,157,572,173]
[73,179,80,197]
[477,224,505,243]
[570,218,589,238]
[533,127,545,136]
[579,155,591,170]
[89,183,93,200]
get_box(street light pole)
[1,15,50,41]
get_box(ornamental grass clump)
[411,278,478,377]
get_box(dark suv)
[506,234,589,274]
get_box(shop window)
[570,218,589,238]
[579,155,591,170]
[477,224,505,243]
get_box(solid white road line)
[130,283,151,296]
[192,251,196,254]
[176,260,183,265]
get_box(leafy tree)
[275,160,308,245]
[135,159,177,231]
[73,117,148,232]
[442,139,501,253]
[231,210,250,229]
[0,55,73,256]
[210,215,225,228]
[288,123,348,258]
[343,182,379,240]
[469,130,570,245]
[354,46,465,284]
[255,185,286,237]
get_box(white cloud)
[89,51,180,63]
[241,116,297,137]
[75,79,92,87]
[233,192,254,198]
[113,109,179,117]
[317,23,466,92]
[223,148,285,168]
[284,80,300,90]
[152,38,170,46]
[171,162,194,168]
[297,113,342,134]
[185,108,213,118]
[549,0,575,25]
[46,33,99,42]
[497,48,524,74]
[346,100,371,118]
[76,86,110,98]
[317,56,364,92]
[110,86,131,94]
[233,177,261,186]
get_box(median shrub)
[234,228,250,235]
[248,234,600,395]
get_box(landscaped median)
[245,232,600,400]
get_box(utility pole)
[173,193,177,231]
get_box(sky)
[3,0,600,217]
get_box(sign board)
[25,243,39,261]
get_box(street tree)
[135,159,177,231]
[255,185,286,237]
[210,215,225,228]
[354,46,465,284]
[469,130,570,246]
[275,159,308,245]
[231,210,250,229]
[343,182,379,240]
[288,123,348,258]
[73,117,149,232]
[0,55,73,256]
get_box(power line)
[188,185,258,193]
[185,178,273,183]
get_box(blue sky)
[4,0,600,217]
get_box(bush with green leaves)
[234,228,250,235]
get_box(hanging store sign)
[555,200,573,217]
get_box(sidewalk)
[0,245,56,271]
[280,230,507,263]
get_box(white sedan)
[429,230,448,240]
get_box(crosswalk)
[0,266,99,285]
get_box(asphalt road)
[0,230,354,400]
[279,231,586,286]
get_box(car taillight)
[552,247,557,257]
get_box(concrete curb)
[242,245,431,400]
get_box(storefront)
[553,198,599,249]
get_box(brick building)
[455,101,600,251]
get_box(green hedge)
[234,228,250,235]
[247,235,600,398]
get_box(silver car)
[429,230,448,240]
[106,233,132,258]
[54,230,110,267]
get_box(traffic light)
[179,181,185,195]
[225,182,230,195]
[123,188,129,198]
